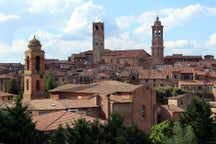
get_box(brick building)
[164,54,203,65]
[159,94,200,122]
[70,17,164,69]
[48,80,157,133]
[23,36,46,100]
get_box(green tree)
[171,87,186,96]
[124,124,151,144]
[164,123,196,144]
[66,118,94,144]
[49,124,66,144]
[0,95,39,144]
[150,119,174,144]
[179,99,216,144]
[52,112,150,144]
[46,73,56,98]
[104,112,151,144]
[156,86,186,104]
[88,119,105,144]
[6,78,19,94]
[104,112,126,144]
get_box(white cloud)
[28,0,82,14]
[161,4,216,30]
[115,15,136,30]
[0,39,27,63]
[164,40,201,55]
[63,1,104,35]
[0,12,19,22]
[206,33,216,46]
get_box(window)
[26,56,30,70]
[26,79,29,90]
[95,25,98,31]
[36,56,40,72]
[122,104,127,110]
[166,75,169,79]
[36,80,40,91]
[141,105,146,119]
[158,30,161,37]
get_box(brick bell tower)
[23,36,46,100]
[151,16,164,63]
[93,21,104,64]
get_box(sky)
[0,0,216,64]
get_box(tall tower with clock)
[92,21,104,64]
[151,16,164,63]
[23,36,46,100]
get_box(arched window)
[36,80,40,91]
[26,79,29,90]
[95,25,98,31]
[36,56,40,72]
[141,105,146,119]
[26,56,30,70]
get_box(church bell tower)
[23,36,46,100]
[151,16,164,63]
[93,22,104,64]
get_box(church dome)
[28,36,41,48]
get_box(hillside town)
[1,16,216,142]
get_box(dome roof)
[28,36,41,48]
[154,16,161,26]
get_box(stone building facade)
[93,22,104,64]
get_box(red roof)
[32,110,106,131]
[102,49,149,58]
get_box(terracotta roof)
[0,73,15,79]
[23,98,98,111]
[79,69,96,76]
[120,71,130,77]
[46,70,65,77]
[194,69,207,75]
[32,110,106,131]
[58,99,98,108]
[23,99,65,111]
[161,104,185,112]
[161,67,194,75]
[78,81,142,95]
[168,94,197,100]
[178,80,214,86]
[95,72,107,78]
[138,69,165,79]
[165,54,202,59]
[50,80,142,95]
[102,49,149,58]
[0,91,14,97]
